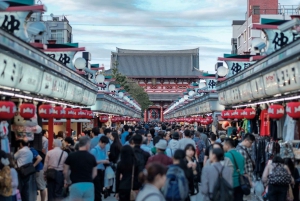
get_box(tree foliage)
[111,67,152,112]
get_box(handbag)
[130,165,137,201]
[45,151,64,180]
[229,152,251,195]
[287,185,294,201]
[18,163,36,178]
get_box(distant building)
[231,0,297,55]
[29,13,72,44]
[110,48,202,121]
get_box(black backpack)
[210,165,234,201]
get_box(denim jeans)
[69,182,94,201]
[268,184,288,201]
[233,186,243,201]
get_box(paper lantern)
[78,110,87,119]
[206,116,213,124]
[73,108,82,119]
[201,118,209,125]
[65,108,75,119]
[242,108,256,119]
[268,104,284,119]
[222,110,233,120]
[38,104,53,119]
[86,111,94,119]
[20,103,36,119]
[0,101,16,120]
[99,115,109,123]
[286,102,300,119]
[52,106,65,119]
[231,109,244,120]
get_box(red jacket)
[146,153,173,167]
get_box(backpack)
[134,148,147,169]
[210,166,233,201]
[162,165,189,201]
[268,163,291,185]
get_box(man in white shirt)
[42,130,48,154]
[178,129,196,150]
[14,138,34,201]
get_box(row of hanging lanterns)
[221,102,300,120]
[99,115,139,123]
[165,116,213,125]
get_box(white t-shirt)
[178,138,196,150]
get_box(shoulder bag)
[229,152,251,195]
[130,165,137,201]
[18,162,36,178]
[45,151,64,180]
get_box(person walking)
[284,158,300,201]
[178,130,196,150]
[201,148,233,201]
[147,139,173,167]
[121,125,130,145]
[64,136,98,201]
[0,150,12,201]
[43,139,68,201]
[42,129,48,154]
[109,131,122,165]
[90,127,101,150]
[203,133,217,165]
[6,153,18,201]
[90,136,110,201]
[223,138,245,201]
[115,145,139,201]
[136,163,167,201]
[168,132,180,157]
[14,138,34,201]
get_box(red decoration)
[242,108,256,119]
[206,116,213,124]
[38,104,53,119]
[85,111,94,119]
[268,104,284,119]
[73,108,83,119]
[65,108,75,119]
[0,101,16,120]
[20,103,35,119]
[78,110,87,119]
[201,118,209,125]
[224,110,233,119]
[286,102,300,119]
[52,106,65,119]
[99,115,109,123]
[231,109,244,119]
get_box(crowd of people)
[0,123,299,201]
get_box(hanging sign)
[52,77,68,99]
[98,81,109,92]
[276,61,300,93]
[81,90,89,105]
[205,79,217,90]
[250,77,266,99]
[45,51,77,70]
[225,61,255,78]
[0,53,21,88]
[263,71,280,96]
[231,87,241,104]
[239,82,253,102]
[65,83,75,101]
[73,86,84,103]
[39,72,54,96]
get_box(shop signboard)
[45,51,77,70]
[218,91,227,105]
[239,82,253,102]
[0,53,22,88]
[277,61,300,93]
[87,92,97,106]
[65,83,75,101]
[250,77,266,99]
[39,72,54,96]
[225,90,232,104]
[263,71,280,96]
[52,77,68,99]
[205,79,217,90]
[73,86,84,103]
[16,63,43,93]
[231,87,241,104]
[98,81,109,92]
[81,90,89,105]
[225,61,255,78]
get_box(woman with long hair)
[0,150,12,201]
[115,145,139,201]
[136,163,167,201]
[109,131,122,164]
[7,153,18,201]
[284,158,299,201]
[184,144,199,201]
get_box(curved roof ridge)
[116,47,199,54]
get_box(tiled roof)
[148,93,180,101]
[232,20,245,25]
[111,48,201,78]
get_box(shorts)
[36,170,46,190]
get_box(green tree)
[111,67,152,113]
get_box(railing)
[41,15,69,22]
[252,7,300,16]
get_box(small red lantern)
[202,118,209,125]
[231,109,244,120]
[73,108,83,119]
[65,108,75,119]
[86,111,94,119]
[222,110,233,120]
[0,101,16,120]
[286,102,300,119]
[52,106,65,119]
[79,110,87,119]
[242,108,256,119]
[38,104,53,119]
[20,103,36,119]
[268,104,284,119]
[206,116,213,124]
[99,115,109,123]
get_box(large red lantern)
[242,108,256,119]
[231,109,244,120]
[52,106,65,119]
[206,116,213,124]
[0,101,16,120]
[20,103,36,119]
[38,104,53,119]
[78,110,87,119]
[286,102,300,119]
[99,115,109,123]
[201,118,209,125]
[222,110,233,120]
[86,111,94,119]
[268,104,284,119]
[65,108,75,119]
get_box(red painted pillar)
[160,106,164,122]
[77,123,81,135]
[66,119,71,137]
[144,110,148,122]
[48,118,54,150]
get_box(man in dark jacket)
[146,139,172,167]
[133,134,150,169]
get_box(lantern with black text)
[268,104,284,119]
[52,106,65,119]
[242,108,256,119]
[99,115,109,123]
[65,108,75,119]
[286,102,300,119]
[0,101,16,120]
[231,109,244,120]
[20,103,36,119]
[38,104,53,119]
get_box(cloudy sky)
[42,0,298,71]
